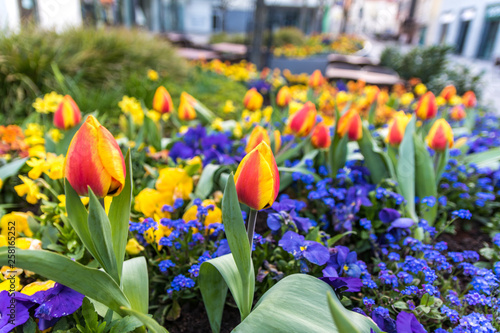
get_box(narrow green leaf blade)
[414,134,438,225]
[121,257,149,314]
[0,248,130,314]
[88,189,120,283]
[397,116,418,221]
[357,126,389,184]
[327,291,381,333]
[64,180,98,260]
[0,157,28,180]
[109,150,133,278]
[221,175,254,318]
[120,307,169,333]
[234,274,380,333]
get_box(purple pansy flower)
[0,290,33,333]
[379,208,401,223]
[396,312,426,333]
[323,246,361,278]
[278,231,329,265]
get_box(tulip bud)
[243,88,263,111]
[311,122,331,149]
[288,101,317,137]
[53,95,82,130]
[426,119,454,152]
[415,92,438,120]
[308,69,324,89]
[245,125,270,153]
[64,115,125,197]
[178,93,197,121]
[387,111,411,146]
[462,91,477,108]
[440,85,456,102]
[337,109,363,141]
[153,86,174,113]
[276,86,292,107]
[234,141,279,211]
[450,105,466,121]
[273,130,282,152]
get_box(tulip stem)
[247,209,258,251]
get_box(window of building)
[477,4,500,59]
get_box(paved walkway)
[367,39,500,113]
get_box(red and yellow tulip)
[462,91,477,108]
[288,101,317,137]
[53,95,82,130]
[311,122,331,149]
[308,69,324,89]
[64,115,125,197]
[178,93,197,121]
[337,109,363,141]
[234,141,279,211]
[426,119,454,152]
[450,105,466,121]
[153,86,174,113]
[245,125,270,153]
[386,111,411,146]
[415,91,437,120]
[440,85,456,102]
[276,86,292,107]
[243,88,263,111]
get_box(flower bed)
[0,62,499,333]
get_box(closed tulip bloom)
[308,69,324,89]
[64,115,125,197]
[245,125,270,153]
[153,86,174,113]
[289,101,317,137]
[415,92,438,120]
[462,91,477,108]
[311,122,331,149]
[387,111,411,146]
[234,141,279,211]
[450,105,466,121]
[276,86,292,107]
[243,88,263,111]
[53,95,82,130]
[337,109,363,141]
[273,130,282,152]
[440,85,456,102]
[426,119,454,152]
[178,99,196,121]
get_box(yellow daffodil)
[14,176,48,204]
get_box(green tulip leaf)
[88,188,120,283]
[64,180,99,263]
[435,146,449,184]
[0,248,130,314]
[414,134,438,225]
[463,147,500,168]
[234,274,380,333]
[121,257,149,314]
[397,116,418,221]
[120,307,169,333]
[357,126,389,184]
[0,157,28,181]
[108,150,133,278]
[329,134,348,179]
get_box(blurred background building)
[1,0,500,60]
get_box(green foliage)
[209,33,246,45]
[427,64,484,97]
[271,27,306,47]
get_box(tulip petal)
[97,125,126,195]
[64,119,111,197]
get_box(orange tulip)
[245,125,270,153]
[426,119,454,152]
[153,86,174,113]
[64,115,125,197]
[311,122,331,149]
[387,111,411,146]
[178,93,197,121]
[462,91,477,108]
[337,109,363,141]
[440,85,457,102]
[308,70,325,89]
[289,102,317,137]
[273,130,282,152]
[415,92,438,120]
[450,105,466,121]
[53,95,82,130]
[234,141,279,211]
[243,88,263,111]
[276,86,292,107]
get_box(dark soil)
[437,220,491,253]
[166,302,240,333]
